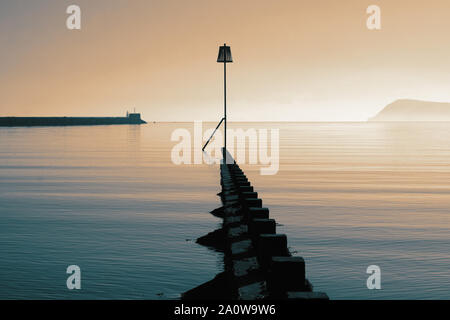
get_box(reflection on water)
[0,122,449,299]
[0,124,223,299]
[233,122,450,299]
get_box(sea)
[0,122,449,299]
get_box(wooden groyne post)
[183,150,328,300]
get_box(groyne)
[183,153,328,300]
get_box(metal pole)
[202,117,225,151]
[224,58,227,162]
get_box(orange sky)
[1,0,450,121]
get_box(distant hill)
[369,99,450,121]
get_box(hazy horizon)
[3,97,450,122]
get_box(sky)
[1,0,450,121]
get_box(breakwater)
[0,113,146,127]
[183,154,328,300]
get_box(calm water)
[0,122,449,299]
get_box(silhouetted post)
[224,59,227,161]
[217,44,233,162]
